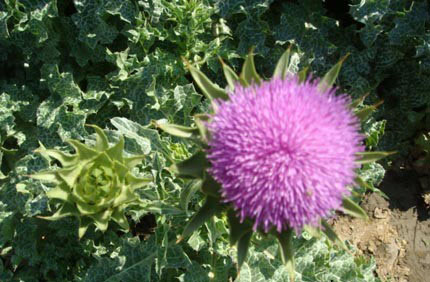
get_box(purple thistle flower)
[207,77,364,233]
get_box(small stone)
[374,207,389,219]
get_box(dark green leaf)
[341,197,368,220]
[180,179,203,213]
[237,231,253,270]
[201,174,221,198]
[180,196,223,241]
[321,220,348,251]
[276,228,295,282]
[227,209,253,245]
[170,151,209,178]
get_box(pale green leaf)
[273,46,292,80]
[318,54,349,93]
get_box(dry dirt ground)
[332,169,430,282]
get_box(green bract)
[154,47,395,280]
[32,125,151,238]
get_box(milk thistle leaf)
[321,220,348,251]
[297,66,309,82]
[237,230,253,270]
[355,101,383,121]
[180,180,203,213]
[240,48,262,86]
[169,151,209,178]
[46,185,71,202]
[227,209,253,245]
[183,58,228,101]
[180,196,223,241]
[152,120,199,139]
[194,114,211,143]
[355,151,396,164]
[220,57,240,90]
[273,45,292,80]
[276,228,295,282]
[201,174,221,198]
[349,92,370,109]
[317,53,349,93]
[341,197,368,220]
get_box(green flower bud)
[32,125,151,238]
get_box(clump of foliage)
[0,0,399,281]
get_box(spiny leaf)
[35,146,77,167]
[125,173,152,190]
[355,176,389,199]
[105,136,124,162]
[78,217,92,239]
[355,100,383,121]
[341,197,368,220]
[194,114,211,143]
[349,93,370,109]
[355,151,396,164]
[152,120,199,139]
[169,151,209,178]
[298,67,309,83]
[183,58,228,101]
[179,196,222,242]
[220,57,240,90]
[201,174,221,198]
[91,209,112,232]
[37,203,78,221]
[321,220,348,251]
[273,45,292,80]
[111,209,130,231]
[67,139,99,162]
[237,231,253,270]
[123,155,146,169]
[46,185,72,202]
[276,228,295,282]
[30,170,60,184]
[58,166,83,188]
[240,47,262,86]
[86,124,109,151]
[227,209,253,245]
[318,53,349,93]
[180,179,203,213]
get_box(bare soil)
[332,169,430,282]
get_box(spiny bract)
[32,125,151,238]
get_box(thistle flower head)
[207,77,364,233]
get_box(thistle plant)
[32,125,151,238]
[154,47,394,280]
